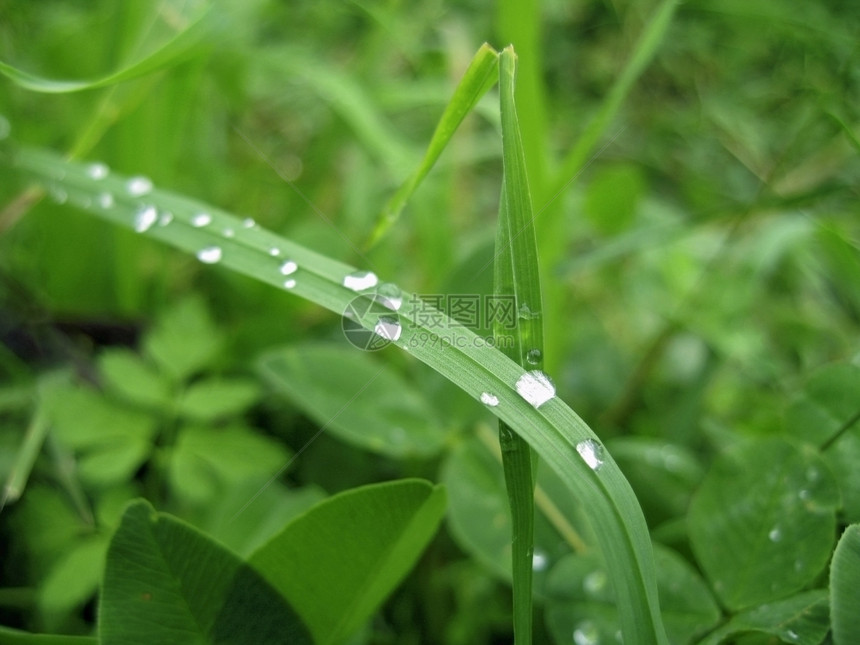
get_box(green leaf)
[0,626,96,645]
[177,378,262,421]
[98,348,172,409]
[544,545,720,645]
[143,296,224,383]
[0,6,214,94]
[688,437,839,610]
[168,425,290,504]
[258,343,447,459]
[99,500,312,645]
[367,43,500,246]
[584,163,647,236]
[697,590,830,645]
[248,479,447,645]
[39,536,108,616]
[830,524,860,645]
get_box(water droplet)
[518,303,540,320]
[223,227,235,238]
[480,392,499,407]
[242,217,256,228]
[343,270,379,291]
[572,620,600,645]
[576,439,604,471]
[768,527,782,542]
[532,549,549,571]
[269,247,281,257]
[526,348,542,365]
[0,114,10,140]
[191,212,212,227]
[583,570,608,595]
[126,176,153,197]
[197,246,222,264]
[374,316,401,342]
[159,211,173,226]
[515,370,555,408]
[97,192,114,208]
[377,282,403,311]
[86,162,109,180]
[134,205,158,233]
[280,260,298,276]
[785,629,799,642]
[283,279,297,289]
[799,489,810,500]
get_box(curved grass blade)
[830,524,860,644]
[0,6,215,94]
[365,43,500,247]
[494,46,545,644]
[8,147,669,645]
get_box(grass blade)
[365,43,501,247]
[7,146,669,645]
[494,46,546,644]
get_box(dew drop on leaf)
[97,192,114,208]
[126,176,153,196]
[532,549,549,571]
[515,370,555,407]
[343,270,379,291]
[269,247,281,257]
[377,282,403,311]
[526,348,542,365]
[158,211,173,227]
[196,246,222,264]
[480,392,499,407]
[191,213,212,227]
[134,205,158,233]
[280,260,298,276]
[576,439,604,471]
[768,527,782,542]
[572,620,600,645]
[374,316,401,341]
[223,227,235,238]
[86,162,109,180]
[283,279,296,289]
[583,570,608,595]
[242,217,256,228]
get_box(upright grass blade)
[365,43,501,247]
[494,47,546,644]
[5,145,669,645]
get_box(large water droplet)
[576,439,604,471]
[134,205,158,233]
[377,282,403,311]
[280,260,298,276]
[572,620,600,645]
[191,212,212,227]
[526,348,542,365]
[126,176,153,196]
[374,316,402,342]
[197,246,222,264]
[86,162,109,180]
[343,270,379,291]
[532,549,549,571]
[480,392,499,407]
[97,192,114,208]
[515,370,555,408]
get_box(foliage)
[1,1,859,644]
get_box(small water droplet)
[799,489,810,500]
[518,303,540,320]
[269,247,281,257]
[126,176,153,196]
[532,549,549,571]
[576,439,605,471]
[785,629,799,642]
[283,279,296,289]
[158,211,173,226]
[526,348,542,365]
[583,570,608,595]
[515,370,555,408]
[280,260,298,276]
[223,227,235,238]
[343,270,379,291]
[480,392,499,407]
[134,205,158,233]
[191,212,212,227]
[377,282,403,311]
[97,192,114,208]
[374,316,401,341]
[242,217,256,228]
[0,114,10,140]
[572,620,600,645]
[86,162,109,180]
[197,246,222,264]
[768,527,782,542]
